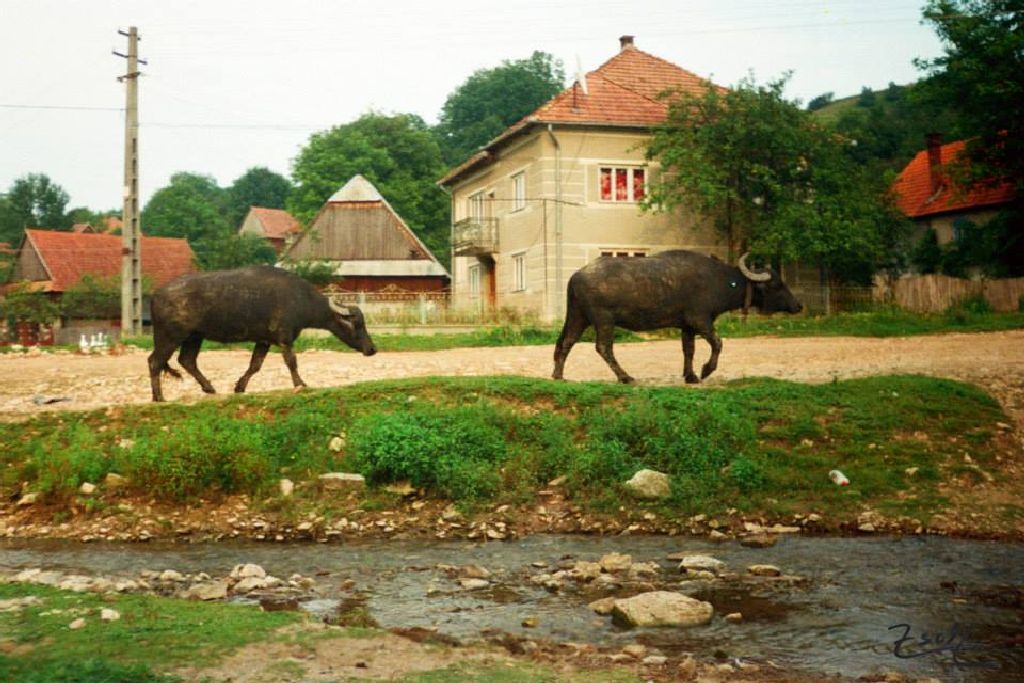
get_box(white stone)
[678,555,725,574]
[279,479,294,497]
[69,617,86,630]
[100,608,120,621]
[328,435,345,452]
[318,472,365,491]
[598,552,632,573]
[78,482,96,496]
[747,564,782,577]
[623,469,671,499]
[612,591,713,628]
[230,563,267,580]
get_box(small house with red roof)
[439,36,724,321]
[4,229,196,338]
[238,206,302,253]
[281,174,448,293]
[892,133,1016,246]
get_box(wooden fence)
[873,274,1024,313]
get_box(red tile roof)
[440,39,720,186]
[22,229,196,292]
[249,207,301,239]
[892,138,1016,218]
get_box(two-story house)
[439,36,724,322]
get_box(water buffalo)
[148,265,376,402]
[552,250,802,384]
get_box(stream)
[3,534,1022,682]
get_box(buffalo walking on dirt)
[148,265,376,402]
[552,250,803,384]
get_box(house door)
[482,255,497,310]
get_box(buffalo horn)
[328,299,353,316]
[738,252,771,282]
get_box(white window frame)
[511,251,527,292]
[468,264,481,298]
[468,191,485,221]
[600,249,648,259]
[511,171,526,212]
[598,166,647,203]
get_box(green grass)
[0,374,1010,524]
[0,583,302,683]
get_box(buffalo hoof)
[201,386,216,394]
[618,375,636,385]
[684,374,700,384]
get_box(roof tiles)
[892,139,1016,218]
[23,229,196,292]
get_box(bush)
[348,405,507,500]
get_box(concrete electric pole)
[114,27,145,337]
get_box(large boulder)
[611,591,713,628]
[623,469,671,499]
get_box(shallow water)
[2,534,1022,681]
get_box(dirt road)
[2,331,1023,427]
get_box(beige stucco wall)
[449,126,725,322]
[238,212,264,237]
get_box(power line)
[0,104,123,112]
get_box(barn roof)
[892,137,1016,218]
[440,36,722,186]
[244,207,301,239]
[284,175,448,276]
[19,229,196,292]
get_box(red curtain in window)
[615,169,628,201]
[600,168,612,200]
[633,169,645,201]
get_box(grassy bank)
[0,583,631,683]
[0,375,1013,526]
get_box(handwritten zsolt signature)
[888,622,998,669]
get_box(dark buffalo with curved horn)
[552,250,802,384]
[148,265,376,402]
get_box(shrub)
[348,405,507,500]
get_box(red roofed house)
[892,133,1016,247]
[4,229,196,341]
[238,206,302,253]
[439,36,724,321]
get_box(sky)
[0,0,945,213]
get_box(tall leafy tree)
[143,172,229,244]
[917,0,1024,188]
[436,51,565,166]
[290,113,450,262]
[226,166,293,229]
[0,173,71,245]
[646,76,909,283]
[914,0,1024,275]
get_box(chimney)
[925,132,944,194]
[619,35,635,51]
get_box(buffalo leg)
[281,343,306,388]
[552,308,588,380]
[148,341,177,402]
[696,323,723,380]
[177,334,216,394]
[594,323,634,384]
[681,328,700,384]
[234,342,270,393]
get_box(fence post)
[419,294,427,325]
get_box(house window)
[512,172,526,211]
[468,264,481,297]
[600,250,648,258]
[512,252,526,292]
[599,166,646,202]
[469,192,485,221]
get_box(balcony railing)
[452,217,499,256]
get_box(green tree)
[646,75,909,282]
[435,51,565,166]
[226,167,293,229]
[0,173,71,245]
[197,233,278,271]
[61,274,122,319]
[142,172,229,244]
[917,0,1024,188]
[290,113,450,262]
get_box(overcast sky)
[0,0,944,213]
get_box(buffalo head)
[328,300,377,356]
[738,253,803,315]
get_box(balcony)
[452,217,499,257]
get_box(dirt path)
[2,330,1023,429]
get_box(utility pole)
[114,27,145,337]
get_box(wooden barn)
[237,206,301,254]
[282,175,448,293]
